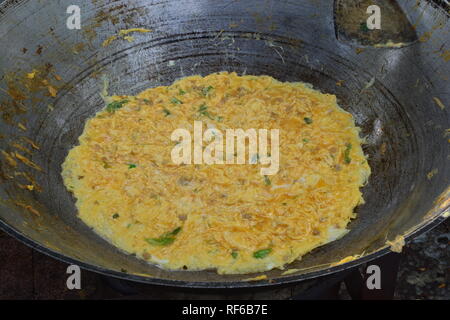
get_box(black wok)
[0,0,448,288]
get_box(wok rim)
[0,212,447,288]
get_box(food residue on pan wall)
[386,235,405,253]
[418,19,446,44]
[13,152,43,172]
[1,150,17,167]
[281,268,300,276]
[244,275,268,282]
[332,254,362,266]
[440,50,450,62]
[0,64,51,217]
[2,64,63,113]
[1,137,44,196]
[433,97,446,110]
[62,72,371,274]
[373,41,407,48]
[14,201,40,216]
[102,28,152,47]
[79,4,150,45]
[427,169,438,180]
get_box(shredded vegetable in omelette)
[62,72,370,274]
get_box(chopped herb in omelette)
[231,250,238,259]
[253,248,272,259]
[202,85,214,96]
[106,100,129,113]
[163,108,171,116]
[198,104,209,116]
[198,104,213,119]
[128,164,137,169]
[198,103,222,121]
[264,175,271,186]
[145,227,182,246]
[344,143,352,164]
[304,117,313,124]
[171,97,183,104]
[112,213,120,219]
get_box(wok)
[0,0,448,288]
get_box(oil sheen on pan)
[62,72,371,274]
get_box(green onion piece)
[231,251,238,259]
[145,227,182,246]
[344,143,352,164]
[198,104,212,119]
[163,108,171,116]
[198,103,208,114]
[112,213,120,219]
[169,227,182,236]
[128,164,137,169]
[197,103,222,121]
[171,97,183,104]
[146,237,175,246]
[304,117,313,124]
[264,175,271,186]
[253,248,272,259]
[106,100,129,113]
[202,86,214,96]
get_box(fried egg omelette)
[62,72,370,274]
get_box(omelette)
[62,72,370,274]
